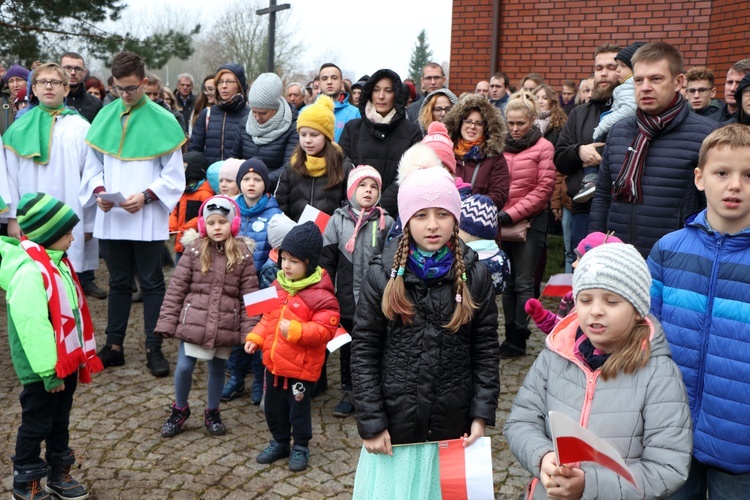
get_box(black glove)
[498,211,513,227]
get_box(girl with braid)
[350,166,501,498]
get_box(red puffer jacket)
[502,137,556,222]
[246,269,340,382]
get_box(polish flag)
[243,287,279,317]
[550,411,639,489]
[438,437,494,500]
[298,204,331,235]
[541,273,573,298]
[327,326,351,353]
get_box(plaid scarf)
[20,239,102,383]
[612,94,686,203]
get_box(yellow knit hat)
[297,94,335,142]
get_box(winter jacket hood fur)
[443,94,507,158]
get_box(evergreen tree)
[408,30,433,84]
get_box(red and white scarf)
[20,239,103,383]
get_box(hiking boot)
[204,408,227,436]
[44,451,89,500]
[146,348,169,377]
[221,376,245,402]
[289,445,309,472]
[12,465,51,500]
[572,173,598,203]
[256,440,290,464]
[161,403,191,437]
[97,344,124,368]
[81,281,107,300]
[499,340,526,359]
[332,391,354,418]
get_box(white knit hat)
[248,73,283,109]
[572,243,651,317]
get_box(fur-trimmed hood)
[396,143,443,185]
[443,94,507,158]
[180,228,257,253]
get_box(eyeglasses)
[62,65,84,74]
[35,79,64,89]
[203,86,216,94]
[113,81,144,96]
[686,87,712,94]
[422,75,443,81]
[462,119,485,129]
[216,80,237,86]
[433,106,452,115]
[206,203,230,215]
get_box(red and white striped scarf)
[20,239,103,383]
[612,94,686,203]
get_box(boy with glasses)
[82,51,186,377]
[685,66,722,122]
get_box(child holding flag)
[504,243,692,498]
[244,221,340,472]
[350,166,500,498]
[155,195,259,437]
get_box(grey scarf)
[245,98,293,145]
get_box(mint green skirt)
[353,444,443,500]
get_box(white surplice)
[79,147,185,241]
[4,114,101,272]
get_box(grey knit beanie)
[248,73,283,109]
[572,243,651,317]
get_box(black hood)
[217,62,248,96]
[359,69,407,122]
[735,72,750,125]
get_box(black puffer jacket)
[188,63,249,165]
[230,103,299,190]
[66,83,103,123]
[589,102,718,257]
[351,239,500,444]
[275,156,353,222]
[339,69,422,218]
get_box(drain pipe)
[490,0,501,76]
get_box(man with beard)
[588,42,718,257]
[554,43,621,250]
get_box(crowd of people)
[0,40,748,499]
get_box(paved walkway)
[0,265,554,499]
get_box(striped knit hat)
[459,195,498,240]
[16,193,80,247]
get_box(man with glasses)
[174,73,195,126]
[144,73,188,135]
[406,62,447,122]
[83,51,186,378]
[684,67,722,122]
[60,52,102,123]
[318,63,360,142]
[3,62,105,302]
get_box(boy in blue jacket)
[648,124,750,498]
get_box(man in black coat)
[61,52,102,124]
[174,73,196,125]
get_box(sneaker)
[332,393,354,418]
[146,348,170,377]
[499,341,526,359]
[204,408,227,436]
[161,403,191,437]
[82,281,107,300]
[221,376,245,402]
[97,344,124,368]
[289,445,309,472]
[572,173,598,203]
[256,440,290,464]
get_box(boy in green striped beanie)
[2,192,101,500]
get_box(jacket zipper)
[310,177,316,205]
[270,296,290,367]
[694,234,723,416]
[579,370,600,428]
[182,303,191,324]
[219,113,227,159]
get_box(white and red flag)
[327,326,352,353]
[549,411,639,489]
[438,437,494,500]
[243,287,279,317]
[541,273,574,298]
[298,204,332,235]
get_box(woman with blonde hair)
[417,88,457,136]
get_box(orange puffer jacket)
[246,269,340,382]
[169,181,215,253]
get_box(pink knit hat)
[422,121,457,174]
[398,166,461,224]
[347,165,382,207]
[575,231,624,257]
[219,158,243,181]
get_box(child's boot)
[161,403,190,438]
[44,451,89,500]
[572,173,598,203]
[289,445,310,472]
[204,408,227,436]
[256,440,290,464]
[12,465,51,500]
[332,389,354,418]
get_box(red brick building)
[449,0,750,100]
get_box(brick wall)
[450,0,749,98]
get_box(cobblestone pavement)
[0,261,554,499]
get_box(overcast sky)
[119,0,453,81]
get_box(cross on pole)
[256,0,291,73]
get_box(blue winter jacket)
[235,194,282,272]
[189,105,249,165]
[648,210,750,474]
[588,103,718,257]
[331,93,360,142]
